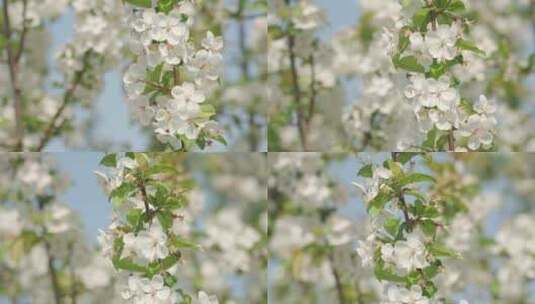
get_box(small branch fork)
[37,199,62,304]
[2,0,28,151]
[284,0,318,151]
[35,51,92,151]
[391,153,413,228]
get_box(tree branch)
[285,14,308,150]
[392,153,412,227]
[236,0,260,151]
[305,54,317,128]
[67,242,77,304]
[14,0,28,62]
[35,52,91,151]
[173,66,180,86]
[2,0,25,150]
[448,129,455,151]
[38,199,62,304]
[328,251,346,304]
[136,177,151,215]
[44,240,62,304]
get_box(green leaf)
[100,154,117,167]
[124,0,152,8]
[397,153,420,165]
[152,183,170,207]
[113,237,124,259]
[374,261,406,283]
[178,179,196,191]
[156,0,177,13]
[149,64,164,83]
[384,218,401,237]
[423,281,438,297]
[460,98,475,115]
[358,164,373,178]
[447,0,466,12]
[110,182,137,204]
[146,164,177,176]
[421,219,437,238]
[160,254,179,271]
[386,160,403,177]
[398,27,411,52]
[436,134,450,150]
[428,244,458,258]
[423,260,442,279]
[170,235,199,250]
[406,271,421,285]
[428,61,447,79]
[164,272,178,287]
[405,190,427,203]
[157,210,174,232]
[412,8,431,32]
[212,134,227,146]
[113,257,148,272]
[393,54,425,73]
[163,197,184,210]
[399,173,436,186]
[0,34,7,50]
[198,104,216,119]
[433,0,449,8]
[456,39,486,56]
[135,153,150,168]
[367,189,393,213]
[127,209,143,228]
[422,127,438,150]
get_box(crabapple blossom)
[97,153,219,303]
[425,23,461,61]
[0,208,23,237]
[196,291,219,304]
[121,274,178,304]
[122,1,224,150]
[354,153,477,302]
[383,285,429,304]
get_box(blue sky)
[56,153,111,244]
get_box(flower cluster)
[0,154,115,302]
[354,153,477,303]
[204,208,261,271]
[122,1,224,150]
[493,214,535,301]
[390,1,498,151]
[333,0,535,151]
[96,153,218,304]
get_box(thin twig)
[392,153,412,227]
[284,1,308,150]
[136,177,151,215]
[448,129,455,151]
[237,0,259,151]
[173,66,180,86]
[68,242,77,304]
[2,0,25,150]
[14,0,28,62]
[35,52,91,151]
[305,54,317,127]
[328,251,346,304]
[38,200,62,304]
[44,240,62,304]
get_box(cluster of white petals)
[122,1,223,149]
